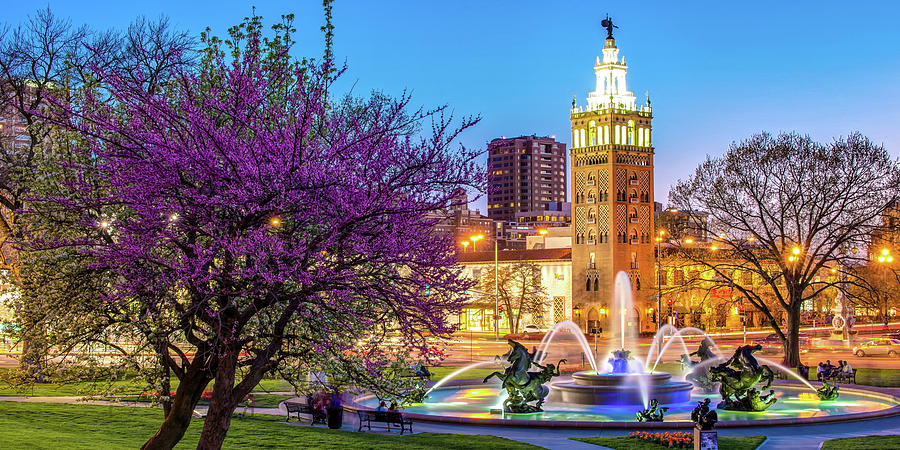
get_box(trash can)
[326,406,343,429]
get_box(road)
[440,325,900,370]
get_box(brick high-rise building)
[487,136,567,222]
[569,26,656,333]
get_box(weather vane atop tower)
[601,15,618,39]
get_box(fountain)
[546,273,693,406]
[355,270,900,427]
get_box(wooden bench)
[285,402,326,425]
[357,410,413,434]
[830,368,857,384]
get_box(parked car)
[853,339,900,357]
[752,333,809,347]
[522,324,546,336]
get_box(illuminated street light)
[538,229,549,236]
[270,217,281,226]
[876,248,894,326]
[792,246,801,255]
[460,241,470,252]
[684,238,694,244]
[710,245,718,251]
[470,234,484,252]
[98,219,110,229]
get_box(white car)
[522,324,546,336]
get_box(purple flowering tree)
[31,12,481,449]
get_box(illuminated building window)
[627,120,635,145]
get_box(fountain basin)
[549,371,693,405]
[352,382,900,428]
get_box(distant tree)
[0,8,194,384]
[17,9,481,450]
[670,132,899,367]
[476,262,549,334]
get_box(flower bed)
[628,431,692,448]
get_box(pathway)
[2,385,899,449]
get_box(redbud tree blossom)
[29,13,482,449]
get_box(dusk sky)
[6,1,900,212]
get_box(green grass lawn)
[0,367,294,398]
[0,401,541,449]
[822,435,900,449]
[573,435,766,450]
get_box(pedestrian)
[376,400,386,412]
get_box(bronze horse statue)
[708,344,775,411]
[483,339,565,412]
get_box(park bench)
[357,410,413,434]
[829,368,857,384]
[285,401,326,425]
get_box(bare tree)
[670,132,899,367]
[476,262,549,334]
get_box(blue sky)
[6,1,900,212]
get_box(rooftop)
[456,248,571,264]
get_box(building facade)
[456,249,573,333]
[569,30,656,333]
[487,136,567,222]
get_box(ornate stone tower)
[570,21,655,333]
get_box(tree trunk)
[196,348,239,450]
[141,374,210,450]
[782,303,803,368]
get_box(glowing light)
[747,236,755,241]
[684,238,694,244]
[538,229,549,236]
[882,248,890,256]
[270,217,281,226]
[792,247,801,255]
[98,220,109,229]
[710,245,718,251]
[470,234,484,242]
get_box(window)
[627,120,635,145]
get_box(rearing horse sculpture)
[483,339,565,413]
[708,344,776,411]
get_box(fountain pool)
[354,383,900,427]
[354,271,900,427]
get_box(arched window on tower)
[586,277,591,292]
[627,120,635,145]
[589,121,596,146]
[594,277,599,291]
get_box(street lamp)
[877,248,894,327]
[470,234,484,252]
[656,229,666,329]
[538,228,549,249]
[472,228,498,339]
[460,241,470,252]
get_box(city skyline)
[5,1,899,213]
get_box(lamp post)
[877,248,894,327]
[538,228,548,249]
[470,234,484,252]
[494,234,499,339]
[655,229,666,330]
[460,240,470,252]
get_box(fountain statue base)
[548,371,693,406]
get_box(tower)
[570,22,655,333]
